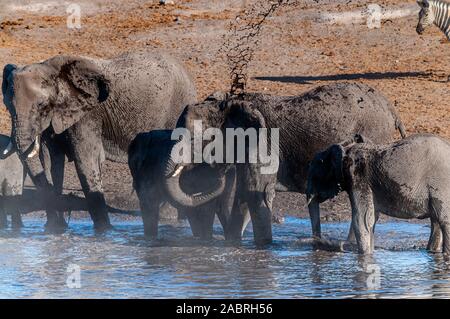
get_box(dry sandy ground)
[0,0,448,221]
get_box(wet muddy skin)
[0,216,449,298]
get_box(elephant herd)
[1,50,450,255]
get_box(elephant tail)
[395,117,407,139]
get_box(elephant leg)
[347,219,356,243]
[438,204,450,255]
[349,187,376,254]
[187,207,216,240]
[427,216,443,253]
[186,209,201,238]
[41,132,66,230]
[308,195,321,238]
[176,207,187,221]
[232,171,274,245]
[68,123,111,231]
[2,184,23,229]
[203,210,216,240]
[226,198,251,241]
[216,167,236,237]
[11,210,22,229]
[197,207,216,240]
[0,199,6,229]
[138,192,160,239]
[441,222,450,255]
[246,194,273,246]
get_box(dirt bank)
[0,0,447,222]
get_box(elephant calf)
[307,134,450,254]
[128,130,235,239]
[0,134,24,228]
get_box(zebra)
[417,0,450,40]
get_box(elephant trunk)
[163,142,226,208]
[13,121,49,188]
[13,119,35,155]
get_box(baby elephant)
[128,130,235,240]
[307,134,450,254]
[0,134,24,228]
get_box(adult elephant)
[163,82,406,245]
[2,51,197,230]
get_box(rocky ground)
[0,0,448,222]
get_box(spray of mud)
[223,0,315,95]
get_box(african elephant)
[128,130,235,239]
[307,134,450,255]
[0,134,25,228]
[166,82,406,245]
[2,51,197,231]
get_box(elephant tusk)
[171,165,184,177]
[27,136,40,158]
[2,141,13,156]
[307,194,316,206]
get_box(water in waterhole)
[0,216,449,298]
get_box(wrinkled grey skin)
[128,130,235,239]
[172,82,406,245]
[0,134,25,228]
[308,134,450,254]
[2,51,197,231]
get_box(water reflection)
[0,216,448,298]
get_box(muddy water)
[0,216,449,298]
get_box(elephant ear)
[2,64,17,96]
[128,133,152,190]
[49,57,110,134]
[329,145,345,185]
[224,100,266,129]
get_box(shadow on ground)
[254,71,435,85]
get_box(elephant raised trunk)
[163,141,226,208]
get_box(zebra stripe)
[430,0,450,39]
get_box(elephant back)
[250,82,403,192]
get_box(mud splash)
[0,216,448,298]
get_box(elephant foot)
[224,232,241,242]
[144,233,158,241]
[11,213,23,229]
[45,221,68,234]
[254,237,273,248]
[11,220,24,229]
[93,221,113,233]
[427,242,443,253]
[45,212,68,233]
[90,209,112,232]
[0,212,7,229]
